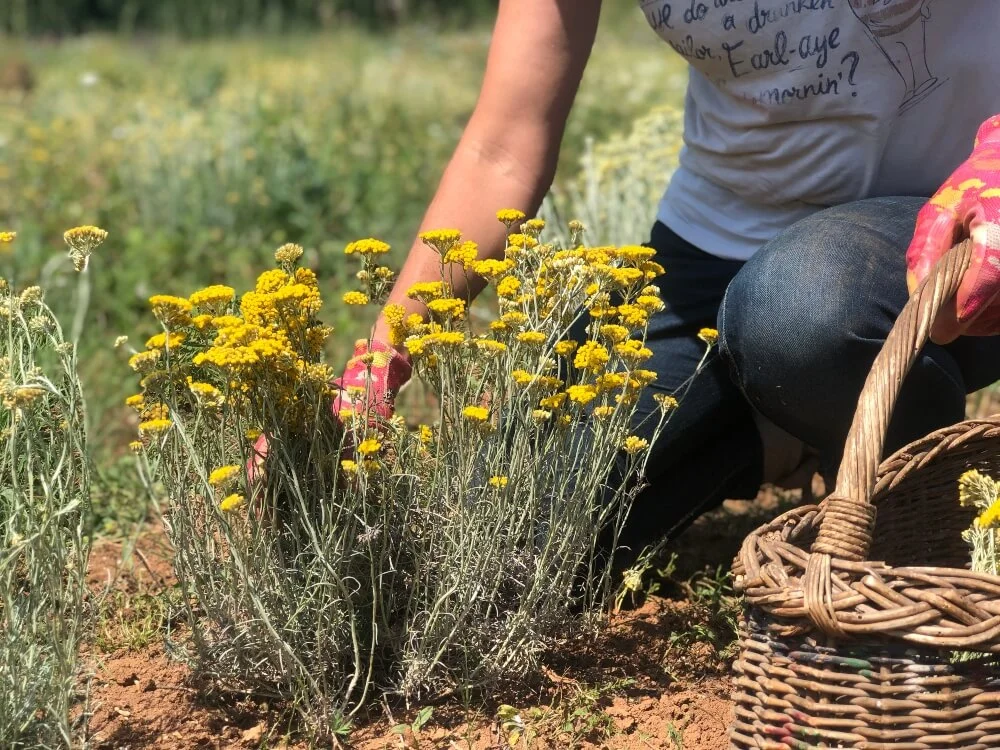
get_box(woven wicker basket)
[729,241,1000,750]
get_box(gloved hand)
[247,338,412,483]
[907,114,1000,344]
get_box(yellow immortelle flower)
[384,303,407,327]
[613,245,656,263]
[598,324,629,343]
[489,320,508,334]
[532,409,552,422]
[629,369,658,387]
[567,384,598,405]
[539,392,567,410]
[975,499,1000,529]
[128,440,143,454]
[636,295,665,314]
[128,349,162,373]
[114,335,129,348]
[698,327,719,346]
[219,494,246,512]
[208,464,241,488]
[523,218,545,233]
[63,225,108,272]
[618,304,649,329]
[419,229,463,253]
[345,238,391,256]
[615,340,653,364]
[507,233,538,250]
[2,386,46,409]
[342,291,370,306]
[426,297,466,320]
[588,303,617,320]
[419,424,433,445]
[341,459,358,475]
[500,311,528,327]
[255,269,288,293]
[125,394,144,410]
[211,314,243,330]
[138,418,172,436]
[191,314,213,331]
[145,331,186,350]
[404,336,429,357]
[0,231,15,243]
[188,380,224,408]
[473,258,514,279]
[274,243,304,264]
[462,405,489,423]
[553,340,578,357]
[593,405,616,419]
[497,209,526,226]
[474,338,507,356]
[496,276,521,299]
[430,331,465,347]
[189,285,236,312]
[959,469,996,508]
[488,475,509,489]
[511,370,535,387]
[623,436,650,455]
[654,393,679,411]
[595,373,626,393]
[516,331,546,346]
[17,286,41,305]
[574,341,610,373]
[444,240,478,268]
[296,267,319,288]
[407,281,446,302]
[640,260,666,281]
[149,295,193,329]
[357,438,382,456]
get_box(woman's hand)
[247,339,411,483]
[906,115,1000,343]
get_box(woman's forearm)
[372,127,557,346]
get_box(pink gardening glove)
[247,339,412,483]
[907,114,1000,344]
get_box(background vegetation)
[0,8,687,476]
[1,0,496,36]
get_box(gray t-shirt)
[639,0,1000,259]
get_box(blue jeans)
[617,196,1000,555]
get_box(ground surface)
[78,489,800,750]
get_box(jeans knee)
[718,254,843,414]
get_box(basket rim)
[734,416,1000,651]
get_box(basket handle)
[809,240,973,563]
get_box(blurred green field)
[0,12,687,479]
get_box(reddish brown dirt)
[80,490,804,749]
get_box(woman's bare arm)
[372,0,602,347]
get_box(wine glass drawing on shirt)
[848,0,942,112]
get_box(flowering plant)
[128,213,701,736]
[0,229,93,747]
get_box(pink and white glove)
[907,114,1000,343]
[247,339,412,483]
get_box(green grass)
[1,13,685,491]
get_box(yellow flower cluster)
[189,285,235,313]
[131,243,337,447]
[345,238,390,256]
[63,224,108,272]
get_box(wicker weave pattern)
[728,242,1000,749]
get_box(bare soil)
[79,491,799,750]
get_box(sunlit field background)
[1,5,686,491]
